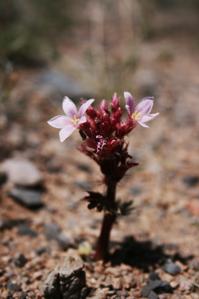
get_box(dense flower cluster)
[48,92,158,183]
[79,94,137,182]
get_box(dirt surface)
[0,29,199,299]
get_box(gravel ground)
[0,31,199,299]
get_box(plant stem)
[94,179,117,260]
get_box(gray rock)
[43,253,90,299]
[33,70,92,102]
[0,218,27,231]
[1,158,42,187]
[14,253,28,268]
[141,273,173,298]
[44,223,74,250]
[7,280,21,292]
[17,224,37,237]
[75,180,91,191]
[9,187,44,210]
[35,246,48,256]
[163,260,181,276]
[44,223,61,240]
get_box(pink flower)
[124,91,159,128]
[48,97,94,142]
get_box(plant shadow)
[110,236,193,272]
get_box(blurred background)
[0,1,199,297]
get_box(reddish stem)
[94,180,117,260]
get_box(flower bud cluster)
[79,94,137,182]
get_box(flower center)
[71,115,79,126]
[131,111,141,121]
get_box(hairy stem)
[94,179,117,260]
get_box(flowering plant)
[48,92,159,260]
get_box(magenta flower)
[48,97,94,142]
[124,91,159,128]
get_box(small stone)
[183,175,199,187]
[43,252,89,299]
[19,292,28,299]
[130,186,143,196]
[44,223,61,240]
[0,172,7,186]
[76,163,91,173]
[148,291,159,299]
[7,280,21,292]
[1,158,43,187]
[141,274,173,298]
[75,180,91,191]
[56,233,74,251]
[149,272,160,281]
[14,253,28,268]
[0,218,27,231]
[17,224,37,237]
[163,260,181,276]
[35,246,48,256]
[44,223,73,250]
[9,187,44,210]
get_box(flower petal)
[59,125,76,142]
[78,99,95,117]
[124,91,135,114]
[137,120,149,128]
[62,96,77,117]
[47,115,70,128]
[140,112,159,123]
[78,115,87,125]
[135,99,154,115]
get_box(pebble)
[0,218,27,231]
[1,158,43,187]
[14,253,28,268]
[183,175,199,187]
[0,172,7,186]
[76,163,91,173]
[130,186,143,196]
[75,180,91,191]
[7,280,21,292]
[141,273,173,298]
[44,223,74,250]
[35,246,48,256]
[163,260,181,276]
[9,187,44,210]
[56,233,74,251]
[17,224,37,237]
[43,252,90,299]
[44,223,61,240]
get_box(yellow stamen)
[132,111,141,121]
[71,115,79,125]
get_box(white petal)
[141,113,159,123]
[138,120,149,128]
[136,99,153,115]
[78,99,94,117]
[62,96,77,117]
[59,125,76,142]
[78,115,87,125]
[124,91,135,114]
[47,115,70,129]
